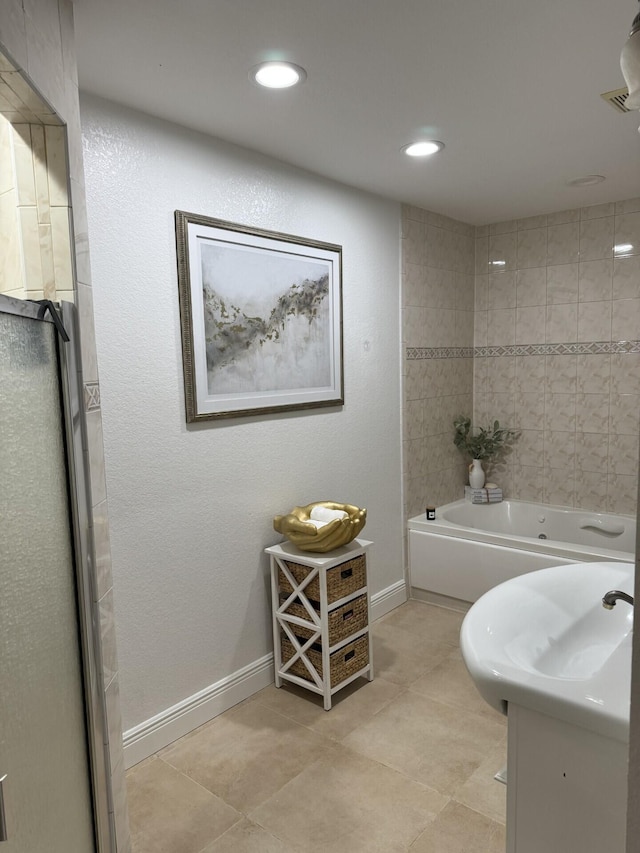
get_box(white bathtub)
[408,499,635,604]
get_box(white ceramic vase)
[469,458,485,489]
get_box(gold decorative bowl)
[273,501,367,553]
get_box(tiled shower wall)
[402,205,475,518]
[402,197,640,520]
[0,116,74,300]
[0,4,130,849]
[475,200,640,515]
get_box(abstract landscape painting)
[175,212,343,421]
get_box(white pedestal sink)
[460,561,633,853]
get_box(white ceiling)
[73,0,640,225]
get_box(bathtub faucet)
[602,590,635,610]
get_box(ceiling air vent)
[600,87,632,113]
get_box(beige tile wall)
[403,197,640,520]
[0,118,74,301]
[0,117,21,293]
[474,200,640,514]
[402,205,475,518]
[0,51,71,299]
[0,4,130,849]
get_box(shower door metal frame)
[0,293,114,852]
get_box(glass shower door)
[0,303,96,851]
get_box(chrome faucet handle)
[602,590,635,610]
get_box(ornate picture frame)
[175,211,343,422]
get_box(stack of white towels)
[464,485,503,504]
[306,506,349,528]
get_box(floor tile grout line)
[248,811,306,852]
[250,672,496,748]
[377,607,466,627]
[399,645,466,682]
[244,741,454,831]
[347,684,412,733]
[337,695,507,805]
[231,693,359,745]
[155,753,247,819]
[159,741,340,826]
[375,677,507,729]
[193,816,296,853]
[373,625,463,653]
[405,799,458,853]
[404,681,507,725]
[449,793,507,828]
[406,799,507,852]
[249,680,413,743]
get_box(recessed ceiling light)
[566,175,606,187]
[249,61,307,89]
[615,243,634,256]
[402,141,444,157]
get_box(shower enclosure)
[0,294,113,851]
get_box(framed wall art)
[175,211,343,422]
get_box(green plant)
[453,416,519,462]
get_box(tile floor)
[125,601,507,852]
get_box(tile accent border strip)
[407,347,474,359]
[407,341,640,359]
[84,381,101,411]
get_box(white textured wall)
[80,95,404,732]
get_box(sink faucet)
[602,590,635,610]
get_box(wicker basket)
[279,593,368,645]
[278,554,366,604]
[280,633,369,687]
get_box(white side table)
[265,538,374,710]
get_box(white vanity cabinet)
[459,560,634,853]
[265,538,373,710]
[506,705,628,853]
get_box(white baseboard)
[371,577,408,620]
[123,653,274,768]
[122,577,407,768]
